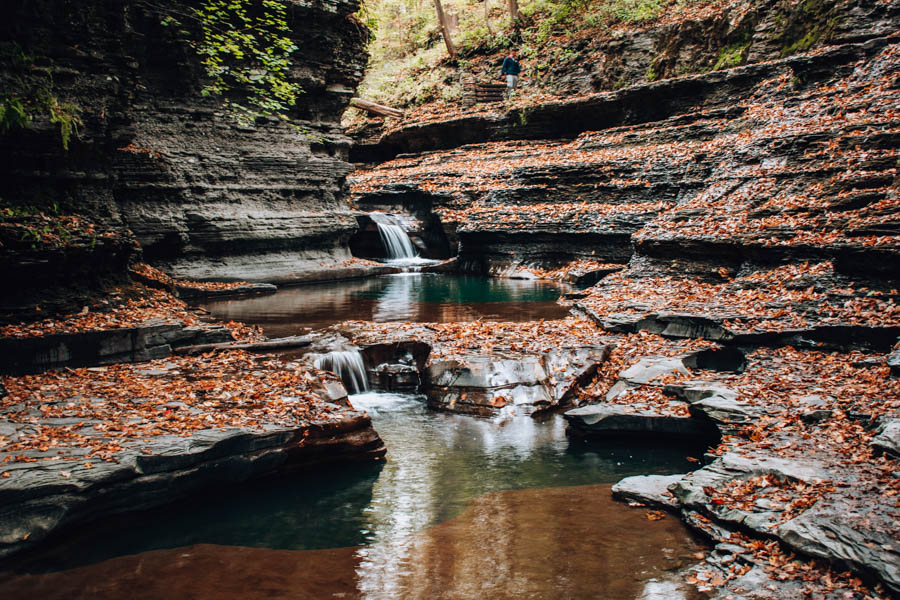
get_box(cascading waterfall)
[370,212,418,259]
[315,351,370,394]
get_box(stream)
[200,273,572,336]
[0,274,708,599]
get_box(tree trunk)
[507,0,519,25]
[350,97,405,119]
[484,0,493,36]
[432,0,457,59]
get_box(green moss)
[713,41,750,71]
[773,0,841,58]
[646,65,658,82]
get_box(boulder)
[664,381,739,404]
[426,345,610,416]
[606,356,691,402]
[611,474,684,510]
[620,356,690,385]
[871,419,899,457]
[888,349,900,376]
[689,396,762,432]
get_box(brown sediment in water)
[199,276,571,337]
[0,484,707,600]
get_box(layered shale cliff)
[0,0,368,310]
[351,11,900,282]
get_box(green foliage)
[44,93,82,151]
[713,41,750,70]
[611,0,664,23]
[0,95,29,134]
[349,0,705,115]
[0,203,75,250]
[0,42,83,150]
[161,0,303,125]
[645,65,658,81]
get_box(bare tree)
[432,0,457,59]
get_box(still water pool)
[200,273,571,336]
[0,394,706,599]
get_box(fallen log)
[174,335,312,356]
[350,97,405,119]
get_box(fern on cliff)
[155,0,303,125]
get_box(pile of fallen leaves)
[0,208,122,251]
[689,531,892,598]
[344,316,606,362]
[574,331,718,414]
[578,261,900,333]
[131,262,262,293]
[0,285,200,339]
[667,345,900,461]
[517,259,623,281]
[640,49,900,252]
[0,351,343,466]
[704,474,837,527]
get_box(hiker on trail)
[501,52,521,93]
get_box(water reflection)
[0,487,704,600]
[0,395,707,599]
[199,274,571,336]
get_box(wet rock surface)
[611,474,684,511]
[426,345,611,416]
[0,351,385,561]
[565,404,717,439]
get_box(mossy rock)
[773,0,842,58]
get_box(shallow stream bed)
[0,393,706,599]
[0,274,709,598]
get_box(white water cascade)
[370,212,418,260]
[315,351,370,394]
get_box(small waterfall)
[370,213,418,260]
[315,351,369,394]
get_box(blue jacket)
[501,56,521,76]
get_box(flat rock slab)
[620,356,690,386]
[0,322,234,375]
[426,345,611,416]
[0,412,384,561]
[585,308,900,353]
[777,500,900,594]
[564,405,718,440]
[175,283,278,300]
[611,474,684,510]
[671,452,900,595]
[689,396,762,432]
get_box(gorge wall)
[0,0,368,309]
